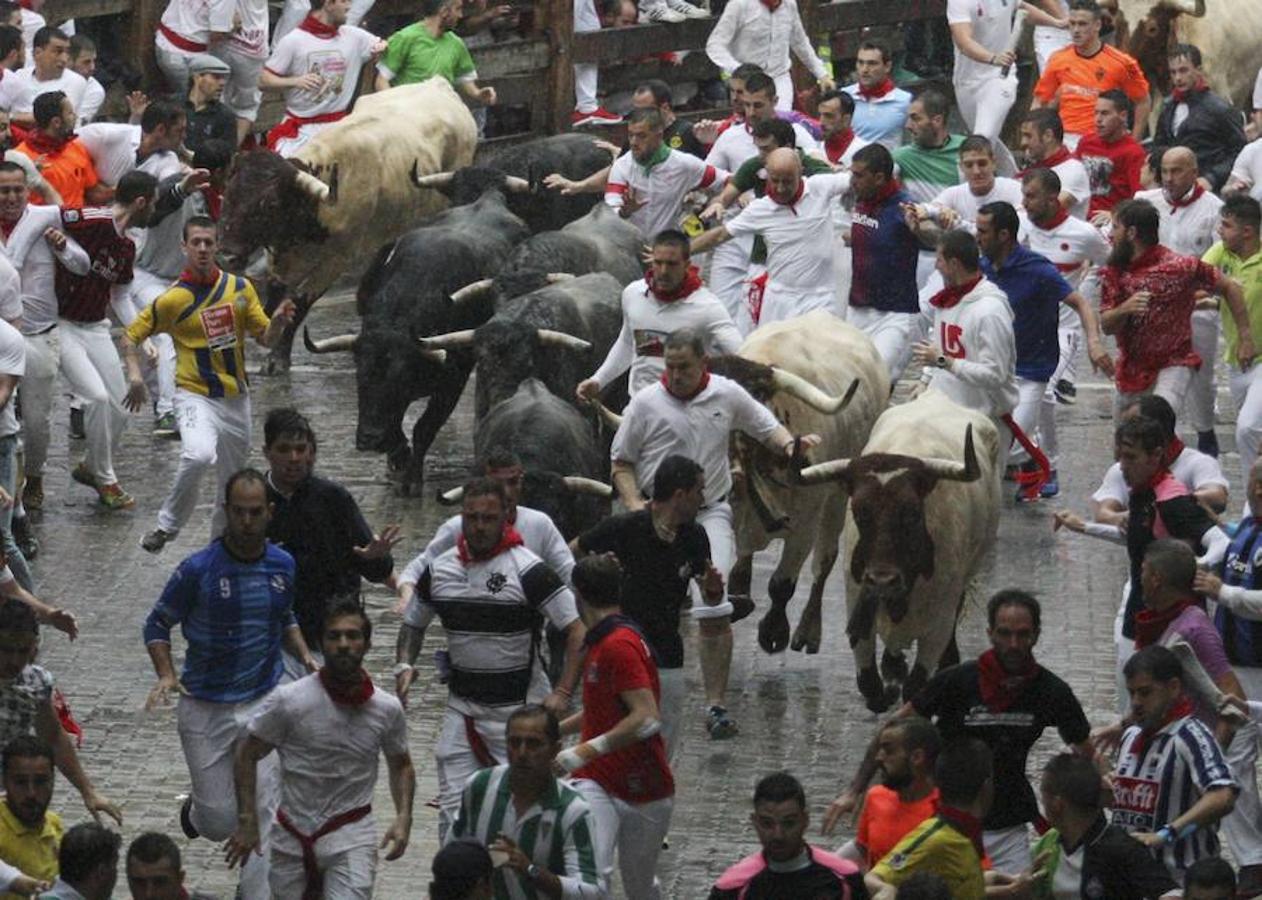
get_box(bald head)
[1161,146,1200,200]
[765,148,802,203]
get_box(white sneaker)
[643,3,687,22]
[665,0,710,18]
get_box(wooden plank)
[597,52,720,95]
[43,0,129,21]
[814,0,945,32]
[470,38,551,80]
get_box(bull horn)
[327,164,339,203]
[450,279,496,305]
[919,424,982,483]
[436,486,464,506]
[797,458,854,485]
[293,170,330,202]
[417,330,477,351]
[545,273,576,283]
[412,168,455,189]
[414,343,448,365]
[503,175,531,193]
[591,398,623,430]
[770,369,860,414]
[536,329,592,351]
[562,476,614,498]
[1159,0,1204,13]
[302,326,358,353]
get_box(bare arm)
[552,618,586,699]
[35,695,120,824]
[689,225,734,256]
[821,702,915,835]
[394,622,425,707]
[1132,95,1151,140]
[1221,277,1257,367]
[555,686,661,776]
[380,751,416,861]
[224,735,274,867]
[1063,291,1113,374]
[281,625,316,672]
[611,459,644,511]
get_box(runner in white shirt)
[1226,139,1262,202]
[66,34,101,124]
[76,101,187,187]
[605,106,726,241]
[154,0,232,95]
[0,28,85,128]
[704,0,833,111]
[227,601,415,899]
[209,0,270,144]
[579,229,742,399]
[1021,108,1091,219]
[261,0,383,157]
[1134,148,1224,459]
[947,0,1064,178]
[271,0,376,52]
[692,153,848,325]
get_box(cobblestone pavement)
[24,290,1241,897]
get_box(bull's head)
[218,151,336,268]
[411,165,530,206]
[798,426,980,636]
[1126,0,1206,96]
[436,474,612,538]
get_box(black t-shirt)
[620,118,706,160]
[911,661,1091,830]
[576,510,710,668]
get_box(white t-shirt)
[0,67,87,119]
[76,123,140,187]
[1093,447,1227,506]
[947,0,1017,85]
[592,279,743,394]
[264,24,378,118]
[78,76,103,124]
[931,177,1024,231]
[605,148,725,241]
[1053,157,1092,220]
[611,375,782,503]
[0,252,20,326]
[704,118,818,174]
[1021,210,1110,292]
[226,0,270,59]
[1229,140,1262,202]
[725,172,850,290]
[158,0,233,49]
[0,317,24,439]
[248,673,408,855]
[1135,187,1223,259]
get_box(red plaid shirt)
[1100,244,1220,393]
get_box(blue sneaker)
[1039,470,1059,499]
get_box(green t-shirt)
[379,23,476,87]
[732,151,834,263]
[892,134,966,203]
[1203,241,1262,363]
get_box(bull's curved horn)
[796,458,854,485]
[417,330,477,351]
[919,424,981,483]
[545,273,576,283]
[302,326,358,353]
[412,168,455,189]
[591,398,623,430]
[414,342,448,365]
[449,279,496,305]
[536,329,592,351]
[562,476,614,498]
[503,176,531,193]
[770,369,860,414]
[436,486,464,506]
[1159,0,1204,14]
[327,164,339,203]
[293,170,330,202]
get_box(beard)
[1108,236,1135,269]
[881,766,913,790]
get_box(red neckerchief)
[297,13,339,37]
[937,806,986,859]
[203,186,223,221]
[21,129,71,155]
[1035,145,1073,169]
[1164,435,1185,467]
[768,179,805,214]
[1130,695,1194,759]
[929,274,983,310]
[1171,76,1208,104]
[456,524,524,564]
[855,178,901,216]
[318,666,375,706]
[646,265,703,302]
[759,0,781,10]
[858,77,895,101]
[1037,205,1070,230]
[179,266,221,286]
[824,128,855,164]
[0,218,17,240]
[1134,596,1204,649]
[661,367,711,401]
[1167,184,1205,211]
[976,648,1041,712]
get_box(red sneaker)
[571,107,623,127]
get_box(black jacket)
[1154,88,1247,191]
[266,473,393,645]
[1035,815,1178,899]
[184,99,238,156]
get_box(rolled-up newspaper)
[1001,7,1029,78]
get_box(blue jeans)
[0,435,30,590]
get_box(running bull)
[220,79,478,371]
[797,391,1001,713]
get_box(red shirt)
[1075,132,1147,216]
[1100,244,1219,393]
[575,625,674,803]
[54,208,135,322]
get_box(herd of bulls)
[214,78,1008,713]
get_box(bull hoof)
[881,649,909,683]
[857,668,889,713]
[729,594,755,624]
[902,664,929,703]
[259,354,291,376]
[790,620,821,654]
[758,606,791,654]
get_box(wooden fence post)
[126,0,162,91]
[544,0,576,134]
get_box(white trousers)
[209,45,264,121]
[573,0,602,112]
[1222,717,1262,866]
[1113,366,1195,422]
[758,283,836,326]
[178,694,279,897]
[272,0,374,50]
[1007,377,1049,466]
[158,390,252,536]
[706,235,756,332]
[846,306,918,385]
[953,74,1019,176]
[657,666,686,765]
[154,38,195,93]
[1231,362,1262,478]
[435,706,509,841]
[270,839,377,900]
[1114,584,1135,716]
[1185,309,1219,433]
[773,73,794,111]
[572,779,673,900]
[58,320,128,485]
[983,823,1031,875]
[691,503,735,618]
[1054,304,1081,387]
[130,269,177,417]
[1033,26,1071,71]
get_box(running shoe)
[69,407,85,440]
[571,107,624,127]
[141,528,175,554]
[12,515,36,560]
[706,705,739,739]
[641,3,687,22]
[1053,379,1077,405]
[665,0,710,17]
[96,482,135,511]
[1039,470,1059,499]
[153,411,179,439]
[71,463,96,490]
[1197,430,1219,458]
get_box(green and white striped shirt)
[452,765,603,899]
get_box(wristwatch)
[392,662,414,677]
[526,863,541,880]
[935,354,949,369]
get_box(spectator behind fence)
[65,34,100,124]
[705,0,831,109]
[572,0,623,126]
[375,0,496,109]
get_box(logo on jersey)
[271,575,287,593]
[1112,774,1160,831]
[486,572,508,594]
[61,209,81,224]
[940,322,966,359]
[220,577,232,599]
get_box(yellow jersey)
[0,801,61,899]
[871,815,986,900]
[125,269,270,398]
